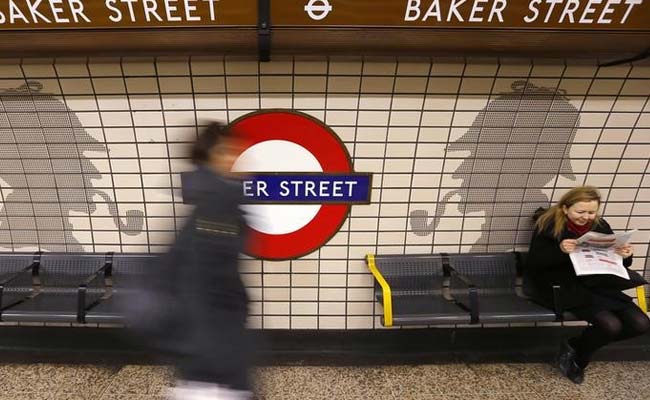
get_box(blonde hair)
[535,186,601,239]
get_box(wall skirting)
[0,326,648,365]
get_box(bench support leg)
[636,286,647,313]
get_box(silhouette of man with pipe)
[409,81,578,252]
[0,82,143,251]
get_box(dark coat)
[138,166,251,388]
[525,218,633,316]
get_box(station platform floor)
[0,361,648,400]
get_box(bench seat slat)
[392,296,472,325]
[472,294,557,323]
[2,293,79,323]
[84,296,124,324]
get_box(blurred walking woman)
[168,122,252,399]
[526,186,649,384]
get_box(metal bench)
[366,254,474,327]
[444,252,557,324]
[1,252,111,323]
[84,253,156,324]
[0,252,153,325]
[366,251,582,327]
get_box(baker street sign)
[403,0,647,26]
[1,0,648,30]
[279,0,650,29]
[0,0,255,28]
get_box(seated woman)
[526,186,649,384]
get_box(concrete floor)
[0,361,648,399]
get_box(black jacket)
[175,166,249,347]
[134,166,251,386]
[525,218,633,312]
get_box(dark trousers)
[172,306,252,391]
[571,305,650,368]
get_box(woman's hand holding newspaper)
[560,239,578,254]
[614,244,633,258]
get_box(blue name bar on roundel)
[242,174,371,204]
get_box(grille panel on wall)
[0,57,648,329]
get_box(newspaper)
[569,230,637,280]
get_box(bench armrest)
[80,262,112,288]
[77,254,113,323]
[449,269,474,288]
[552,285,563,321]
[366,254,394,327]
[442,253,479,324]
[448,269,479,324]
[0,263,37,287]
[0,261,38,310]
[636,286,647,313]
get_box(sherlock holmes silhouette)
[0,82,143,251]
[409,81,578,251]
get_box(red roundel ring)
[230,110,353,260]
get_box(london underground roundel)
[229,110,372,260]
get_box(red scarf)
[567,219,592,237]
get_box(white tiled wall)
[0,57,648,329]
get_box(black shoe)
[557,340,585,384]
[565,360,585,384]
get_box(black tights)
[570,306,650,369]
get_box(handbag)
[580,270,648,291]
